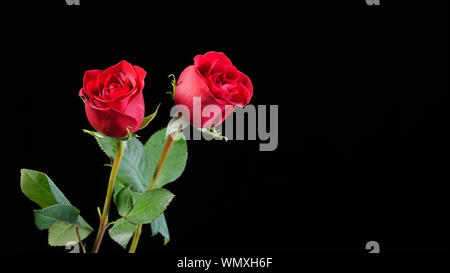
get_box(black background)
[1,0,448,262]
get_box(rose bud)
[79,60,147,138]
[174,51,253,128]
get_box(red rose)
[79,60,147,138]
[174,51,253,128]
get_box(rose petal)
[209,58,226,75]
[84,100,138,138]
[103,60,137,90]
[238,72,253,101]
[204,51,232,66]
[133,65,147,91]
[123,90,145,132]
[79,88,87,99]
[83,70,103,95]
[225,65,240,80]
[175,65,229,128]
[194,54,213,75]
[229,82,252,107]
[90,92,134,112]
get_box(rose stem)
[91,140,125,253]
[128,131,179,253]
[75,226,87,253]
[128,222,142,252]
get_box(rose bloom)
[174,51,253,128]
[79,60,147,138]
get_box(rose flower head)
[79,60,147,138]
[174,51,253,128]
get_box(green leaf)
[20,169,94,246]
[78,217,94,235]
[108,218,137,249]
[114,179,141,205]
[139,103,161,130]
[126,188,175,224]
[34,204,80,230]
[20,169,70,208]
[130,190,142,204]
[151,213,170,245]
[96,137,151,192]
[144,128,188,189]
[48,219,93,247]
[113,185,134,217]
[96,137,117,159]
[114,177,126,194]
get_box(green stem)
[91,140,125,253]
[128,131,179,253]
[128,223,142,253]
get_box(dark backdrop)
[2,0,448,260]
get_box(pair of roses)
[19,51,253,254]
[79,51,254,138]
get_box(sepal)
[139,103,161,130]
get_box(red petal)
[230,82,252,107]
[175,65,226,128]
[103,60,137,89]
[133,65,147,91]
[238,72,253,102]
[83,70,103,95]
[194,54,213,75]
[204,51,232,65]
[209,58,226,74]
[124,91,145,132]
[84,100,138,138]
